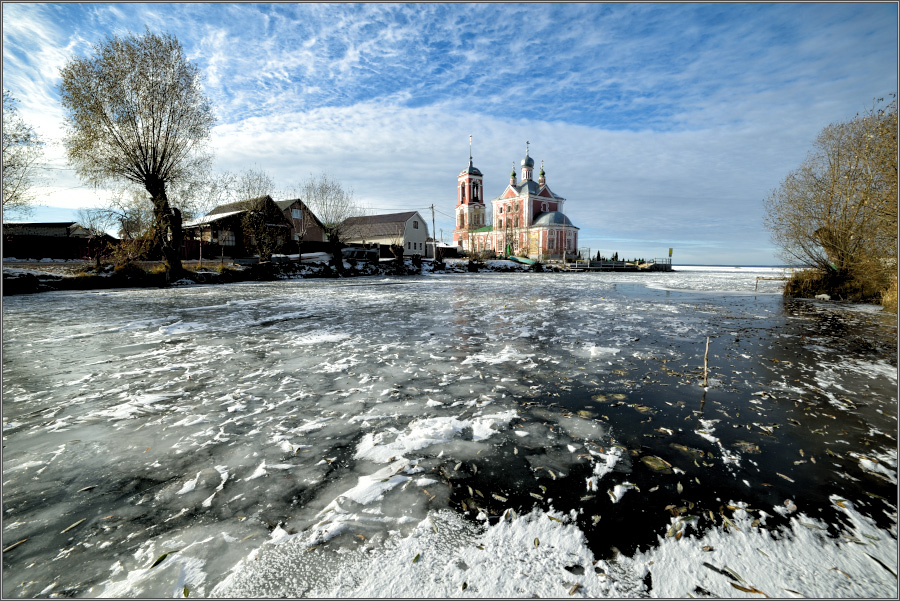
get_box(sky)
[2,2,897,265]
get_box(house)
[453,143,579,260]
[3,222,91,238]
[340,211,430,257]
[182,195,293,259]
[2,221,102,260]
[274,198,326,243]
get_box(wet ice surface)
[2,267,897,597]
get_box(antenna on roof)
[469,134,473,162]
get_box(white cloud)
[2,2,894,265]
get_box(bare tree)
[228,168,287,262]
[764,96,897,301]
[76,207,116,269]
[298,173,361,272]
[2,89,45,218]
[58,29,215,275]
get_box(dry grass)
[785,267,894,306]
[881,276,897,313]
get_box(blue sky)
[3,2,897,264]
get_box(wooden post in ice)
[702,337,710,387]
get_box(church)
[452,142,579,260]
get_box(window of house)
[413,221,418,229]
[292,208,302,219]
[220,230,235,246]
[407,242,410,249]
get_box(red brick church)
[453,141,578,260]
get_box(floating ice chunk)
[608,483,634,503]
[461,345,533,365]
[245,462,267,481]
[178,472,202,495]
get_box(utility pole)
[430,204,437,259]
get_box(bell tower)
[453,135,486,252]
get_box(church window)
[499,206,503,213]
[541,202,548,212]
[515,216,519,228]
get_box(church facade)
[453,144,578,260]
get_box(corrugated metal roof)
[208,195,272,216]
[342,212,420,240]
[183,210,244,227]
[3,221,78,228]
[343,211,417,226]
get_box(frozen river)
[2,267,897,597]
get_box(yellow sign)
[668,248,673,257]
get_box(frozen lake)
[2,267,897,597]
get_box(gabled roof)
[491,181,564,203]
[342,211,421,239]
[208,195,273,216]
[275,198,326,229]
[3,221,78,228]
[274,198,300,211]
[183,210,244,227]
[343,211,418,226]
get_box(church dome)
[521,154,535,168]
[533,211,575,227]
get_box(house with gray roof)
[340,211,430,256]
